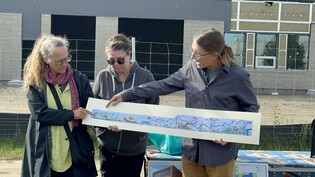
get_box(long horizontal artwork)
[83,98,261,145]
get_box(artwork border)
[83,98,261,145]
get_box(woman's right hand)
[106,94,123,107]
[107,125,121,132]
[73,107,92,120]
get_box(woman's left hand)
[73,107,92,120]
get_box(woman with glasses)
[21,34,97,177]
[106,28,259,177]
[93,33,159,177]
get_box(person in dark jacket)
[106,28,260,177]
[93,33,159,177]
[21,34,97,177]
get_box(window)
[287,34,309,70]
[255,34,277,69]
[119,18,184,80]
[22,40,35,77]
[51,15,96,79]
[224,33,245,67]
[255,56,276,69]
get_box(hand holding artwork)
[106,94,123,107]
[73,107,92,120]
[107,125,121,132]
[214,138,228,146]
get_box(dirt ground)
[0,160,104,177]
[0,85,315,176]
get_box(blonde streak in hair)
[226,46,235,60]
[22,35,50,90]
[220,46,235,66]
[104,39,117,57]
[127,37,132,56]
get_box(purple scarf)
[45,64,80,127]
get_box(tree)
[287,35,306,70]
[261,39,276,67]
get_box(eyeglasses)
[51,54,72,66]
[107,57,126,65]
[190,48,210,60]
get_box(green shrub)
[240,124,311,151]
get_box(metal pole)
[132,37,136,61]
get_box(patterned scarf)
[45,64,80,127]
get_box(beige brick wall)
[281,4,310,21]
[246,33,255,69]
[239,2,279,21]
[94,17,118,79]
[41,14,51,34]
[0,13,22,80]
[278,34,287,70]
[232,1,312,33]
[309,24,315,73]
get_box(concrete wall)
[247,43,315,92]
[0,13,22,80]
[248,69,314,92]
[94,17,118,79]
[41,14,51,34]
[0,11,225,80]
[0,0,231,81]
[94,18,226,77]
[2,0,314,92]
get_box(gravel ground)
[1,85,314,125]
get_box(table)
[238,150,315,177]
[146,148,315,177]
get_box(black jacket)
[21,69,97,177]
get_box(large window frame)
[255,33,278,69]
[286,34,309,70]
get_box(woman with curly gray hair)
[21,34,97,177]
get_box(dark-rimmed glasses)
[107,57,125,65]
[190,48,210,60]
[52,54,72,66]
